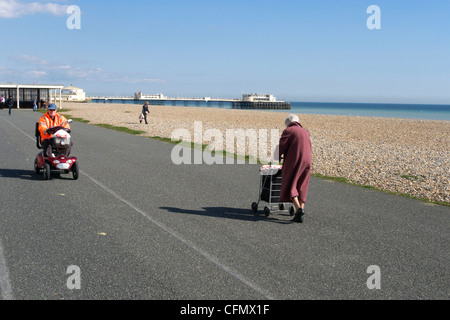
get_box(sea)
[288,102,450,121]
[91,99,450,121]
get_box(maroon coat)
[278,122,312,203]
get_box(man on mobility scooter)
[34,103,79,180]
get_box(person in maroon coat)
[279,114,312,223]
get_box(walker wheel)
[289,206,294,216]
[251,202,258,213]
[264,207,270,217]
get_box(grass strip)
[36,110,448,207]
[95,123,146,135]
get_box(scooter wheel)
[43,162,51,180]
[34,158,40,174]
[72,161,79,180]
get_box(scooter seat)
[35,122,43,149]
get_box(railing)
[87,96,134,100]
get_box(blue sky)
[0,0,449,104]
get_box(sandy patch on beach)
[63,102,449,204]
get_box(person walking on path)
[7,96,13,115]
[33,97,38,111]
[0,95,5,109]
[141,101,150,124]
[278,114,312,223]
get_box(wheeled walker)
[251,165,294,217]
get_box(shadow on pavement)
[0,168,73,181]
[160,206,293,224]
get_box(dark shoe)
[292,208,305,223]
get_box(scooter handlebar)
[45,126,71,135]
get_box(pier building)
[233,93,290,110]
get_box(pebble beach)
[62,102,449,204]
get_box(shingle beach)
[63,102,449,204]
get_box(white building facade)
[61,85,86,101]
[242,93,278,102]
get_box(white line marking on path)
[83,172,275,299]
[0,241,14,300]
[0,115,275,300]
[0,116,19,300]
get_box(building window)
[39,89,50,101]
[23,89,32,102]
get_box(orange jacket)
[38,112,71,142]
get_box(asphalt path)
[0,109,448,301]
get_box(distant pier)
[88,92,290,110]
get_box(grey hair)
[285,114,299,127]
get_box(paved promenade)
[0,110,448,301]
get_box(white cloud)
[13,54,49,65]
[2,55,167,85]
[26,70,48,77]
[0,0,68,18]
[0,65,14,73]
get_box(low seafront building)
[0,82,64,109]
[61,85,86,101]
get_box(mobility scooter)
[34,120,79,180]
